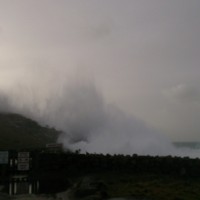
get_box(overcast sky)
[1,0,200,142]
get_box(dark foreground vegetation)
[1,151,200,200]
[1,113,200,199]
[40,152,200,200]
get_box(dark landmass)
[0,113,59,149]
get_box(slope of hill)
[0,113,60,150]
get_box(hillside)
[0,113,60,150]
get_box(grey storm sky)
[0,0,200,141]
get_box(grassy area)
[94,172,200,200]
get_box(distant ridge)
[0,113,60,150]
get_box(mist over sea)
[174,142,200,150]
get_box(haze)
[0,1,200,155]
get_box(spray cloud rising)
[1,1,200,156]
[0,66,199,157]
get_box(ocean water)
[173,142,200,149]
